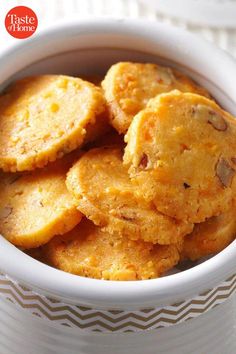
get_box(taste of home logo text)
[5,6,38,39]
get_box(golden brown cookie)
[66,147,193,244]
[0,152,82,249]
[0,75,107,172]
[43,219,180,280]
[181,207,236,261]
[124,90,236,223]
[102,62,210,134]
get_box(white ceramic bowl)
[0,19,236,354]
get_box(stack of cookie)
[0,63,236,280]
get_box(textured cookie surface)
[102,62,210,133]
[0,75,106,172]
[66,146,193,244]
[0,153,82,249]
[124,90,236,223]
[181,207,236,261]
[43,219,180,280]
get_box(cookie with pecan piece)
[0,75,107,172]
[124,90,236,223]
[181,207,236,261]
[102,62,210,134]
[66,146,193,244]
[43,218,180,280]
[0,152,82,249]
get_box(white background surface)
[0,0,235,348]
[139,0,236,28]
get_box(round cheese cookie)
[0,75,107,172]
[102,62,210,134]
[181,207,236,261]
[43,219,180,280]
[124,90,236,223]
[66,147,193,245]
[0,153,82,249]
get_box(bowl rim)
[0,18,236,309]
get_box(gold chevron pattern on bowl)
[0,272,235,333]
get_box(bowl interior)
[4,47,236,116]
[0,19,236,309]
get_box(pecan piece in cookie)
[216,158,235,188]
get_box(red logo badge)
[5,6,38,39]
